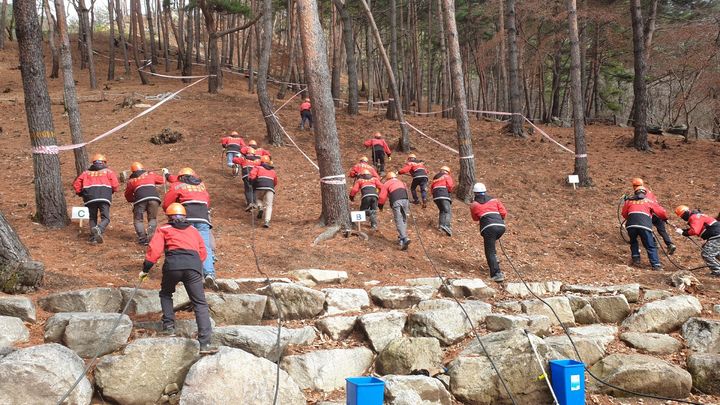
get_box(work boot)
[87,234,97,244]
[263,221,270,228]
[199,343,219,355]
[137,236,148,246]
[651,264,663,271]
[204,274,219,291]
[244,203,255,212]
[631,257,641,266]
[440,225,452,237]
[158,327,176,337]
[490,272,506,283]
[710,270,720,277]
[256,209,264,219]
[411,200,420,205]
[400,238,411,251]
[422,200,427,209]
[92,226,104,244]
[667,244,677,255]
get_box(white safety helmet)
[473,182,486,193]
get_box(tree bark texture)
[0,0,7,49]
[296,0,351,229]
[566,0,591,186]
[257,0,284,145]
[334,0,358,115]
[115,0,130,75]
[385,0,398,120]
[0,212,44,293]
[79,0,97,89]
[630,0,649,150]
[505,0,524,136]
[107,0,115,80]
[130,0,149,84]
[42,0,60,79]
[15,0,69,228]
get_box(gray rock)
[485,314,551,337]
[0,344,93,404]
[44,312,132,357]
[405,277,443,289]
[180,347,305,404]
[562,284,641,303]
[212,325,316,360]
[573,304,599,325]
[521,296,575,326]
[316,315,357,340]
[622,295,702,333]
[215,278,240,293]
[383,375,453,405]
[290,269,348,285]
[95,338,200,404]
[713,304,720,315]
[687,353,720,395]
[370,286,436,309]
[588,295,630,323]
[281,347,374,391]
[0,296,36,322]
[441,279,496,299]
[134,318,216,338]
[206,293,266,325]
[620,332,683,354]
[495,300,522,313]
[682,317,720,354]
[235,277,292,289]
[322,288,370,315]
[0,315,29,347]
[566,295,589,312]
[568,324,618,346]
[39,287,123,313]
[449,329,561,404]
[504,281,562,298]
[376,337,443,375]
[544,335,607,367]
[257,283,325,320]
[120,288,160,316]
[589,353,692,398]
[643,289,672,301]
[407,300,492,345]
[359,311,407,352]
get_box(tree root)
[313,225,341,246]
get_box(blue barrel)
[549,359,585,405]
[346,376,384,405]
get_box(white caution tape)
[402,121,460,155]
[320,174,346,185]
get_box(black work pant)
[434,199,452,229]
[242,170,255,206]
[300,110,312,129]
[133,200,160,243]
[482,226,505,276]
[87,201,110,232]
[159,268,212,345]
[652,215,673,246]
[372,150,386,174]
[410,178,428,203]
[359,196,378,228]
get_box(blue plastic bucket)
[346,376,384,405]
[549,359,586,405]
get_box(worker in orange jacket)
[363,132,392,176]
[379,172,411,250]
[72,153,120,244]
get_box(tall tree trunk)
[505,0,523,136]
[566,0,591,186]
[365,0,373,109]
[437,0,450,118]
[130,0,149,84]
[247,2,254,93]
[42,0,60,79]
[330,6,341,102]
[360,0,409,152]
[643,0,658,63]
[162,0,170,71]
[425,0,433,112]
[410,0,422,113]
[134,0,149,71]
[195,8,201,64]
[385,0,398,120]
[79,0,97,88]
[258,0,284,145]
[107,0,115,80]
[115,0,130,75]
[0,0,7,49]
[441,0,476,201]
[145,0,158,66]
[333,0,358,115]
[182,8,193,83]
[0,212,44,293]
[15,0,69,228]
[277,0,296,99]
[497,0,507,112]
[296,0,351,229]
[630,0,649,150]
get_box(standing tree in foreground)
[333,0,359,115]
[0,211,44,293]
[505,0,524,137]
[566,0,591,186]
[15,0,69,227]
[630,0,649,150]
[441,0,476,201]
[297,0,351,231]
[0,0,7,49]
[257,0,284,145]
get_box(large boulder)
[441,279,496,299]
[322,288,370,315]
[359,311,407,352]
[44,312,132,357]
[620,332,683,355]
[588,295,630,323]
[0,295,36,322]
[316,315,357,340]
[521,296,575,326]
[205,293,266,325]
[682,317,720,354]
[95,337,200,404]
[407,300,492,346]
[38,288,122,313]
[281,347,374,391]
[687,353,720,395]
[621,295,702,333]
[0,315,30,346]
[257,283,325,320]
[485,314,551,337]
[562,284,640,303]
[0,343,92,404]
[212,325,316,360]
[567,324,617,346]
[543,335,607,367]
[588,353,692,398]
[405,277,443,289]
[119,287,190,316]
[375,337,443,375]
[504,281,562,298]
[370,286,436,309]
[180,346,305,404]
[567,296,599,325]
[383,375,454,405]
[448,329,561,404]
[290,269,348,286]
[134,318,216,338]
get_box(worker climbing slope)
[72,153,120,244]
[630,178,676,254]
[379,172,411,250]
[621,186,667,270]
[350,169,384,230]
[124,162,166,245]
[675,205,720,277]
[430,166,454,236]
[348,156,380,180]
[220,131,245,167]
[363,132,392,176]
[469,183,507,282]
[249,155,278,228]
[398,154,429,208]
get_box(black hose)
[617,196,630,243]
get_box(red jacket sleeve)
[446,176,455,193]
[153,173,165,185]
[124,182,135,202]
[108,171,120,193]
[273,173,278,187]
[688,215,705,236]
[363,139,372,148]
[221,137,229,147]
[470,202,480,221]
[232,156,244,165]
[650,202,668,221]
[349,181,361,198]
[621,201,630,219]
[348,165,359,178]
[398,163,412,175]
[382,140,392,155]
[496,200,508,219]
[72,173,84,195]
[162,186,178,210]
[374,178,383,190]
[249,167,259,181]
[144,228,166,264]
[378,182,389,205]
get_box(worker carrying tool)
[430,166,454,236]
[348,156,380,180]
[398,154,429,208]
[220,131,245,167]
[163,168,218,290]
[469,183,507,282]
[140,203,218,354]
[249,155,278,228]
[379,172,411,250]
[674,205,720,277]
[363,132,392,176]
[349,169,383,230]
[630,178,676,254]
[621,186,667,270]
[233,148,262,209]
[124,162,166,245]
[72,153,120,244]
[300,98,312,130]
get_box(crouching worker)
[140,203,218,354]
[675,205,720,277]
[469,183,507,282]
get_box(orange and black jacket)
[683,211,720,240]
[350,175,383,201]
[72,164,120,205]
[162,175,211,226]
[398,159,428,181]
[221,136,246,153]
[124,170,164,205]
[249,163,278,192]
[363,138,392,156]
[348,162,380,179]
[232,154,262,177]
[621,196,667,232]
[143,221,207,273]
[240,146,271,157]
[378,178,409,207]
[470,194,507,235]
[430,172,455,201]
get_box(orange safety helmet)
[260,155,271,164]
[360,169,371,176]
[440,166,450,173]
[130,162,143,172]
[91,153,107,163]
[385,171,397,180]
[249,140,258,147]
[230,130,240,136]
[165,202,187,216]
[360,156,369,163]
[631,178,644,187]
[178,167,196,177]
[407,154,416,160]
[373,132,382,138]
[246,147,256,155]
[675,205,690,217]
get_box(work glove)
[388,155,392,161]
[675,228,684,235]
[139,271,149,282]
[349,195,355,202]
[161,168,170,176]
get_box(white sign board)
[351,211,366,223]
[71,207,89,220]
[568,174,579,190]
